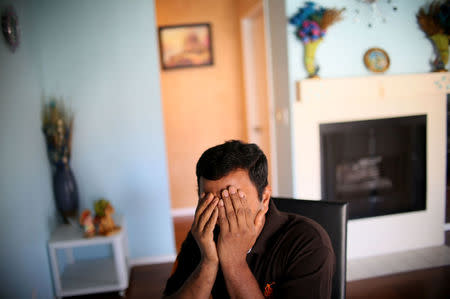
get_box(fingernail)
[229,186,237,194]
[219,199,224,207]
[200,192,205,198]
[238,190,245,198]
[222,189,229,197]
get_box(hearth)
[320,115,427,219]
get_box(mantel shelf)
[295,72,450,102]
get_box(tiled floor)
[347,245,450,281]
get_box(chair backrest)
[272,197,348,299]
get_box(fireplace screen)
[320,115,426,219]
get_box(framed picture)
[158,23,213,70]
[364,48,390,73]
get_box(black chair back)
[272,197,348,299]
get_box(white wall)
[264,0,295,196]
[294,73,448,258]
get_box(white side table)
[48,216,129,299]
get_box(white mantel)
[293,73,449,259]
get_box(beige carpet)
[347,245,450,281]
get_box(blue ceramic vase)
[53,164,79,221]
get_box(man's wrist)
[201,255,219,266]
[220,257,248,272]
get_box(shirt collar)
[251,199,288,255]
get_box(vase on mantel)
[304,38,323,78]
[430,33,448,72]
[53,163,79,222]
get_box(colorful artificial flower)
[289,1,344,78]
[297,20,325,43]
[289,1,343,44]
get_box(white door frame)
[240,1,278,194]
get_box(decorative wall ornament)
[1,6,20,52]
[364,48,390,73]
[417,1,449,72]
[289,1,344,78]
[352,0,399,28]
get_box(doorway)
[155,0,276,253]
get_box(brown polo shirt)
[164,199,335,298]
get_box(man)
[164,140,335,298]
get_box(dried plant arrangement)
[417,0,450,71]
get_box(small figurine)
[94,198,121,236]
[79,209,95,238]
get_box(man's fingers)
[222,189,238,231]
[198,196,219,231]
[229,186,246,228]
[218,199,229,232]
[228,186,243,210]
[197,192,213,214]
[193,193,213,228]
[241,191,253,228]
[204,206,218,233]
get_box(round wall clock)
[1,6,20,52]
[364,48,390,73]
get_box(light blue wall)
[33,0,175,259]
[0,0,174,297]
[286,0,434,80]
[0,0,56,298]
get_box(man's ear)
[261,186,272,213]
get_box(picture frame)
[158,23,213,70]
[364,48,390,73]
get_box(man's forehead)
[199,169,251,191]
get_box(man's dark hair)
[196,140,268,200]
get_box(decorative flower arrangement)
[42,98,79,221]
[289,1,344,78]
[41,98,73,169]
[417,0,449,72]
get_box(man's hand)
[191,192,219,263]
[216,186,266,299]
[217,186,265,268]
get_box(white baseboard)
[129,254,177,267]
[444,223,450,231]
[171,207,196,217]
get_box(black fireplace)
[320,115,427,219]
